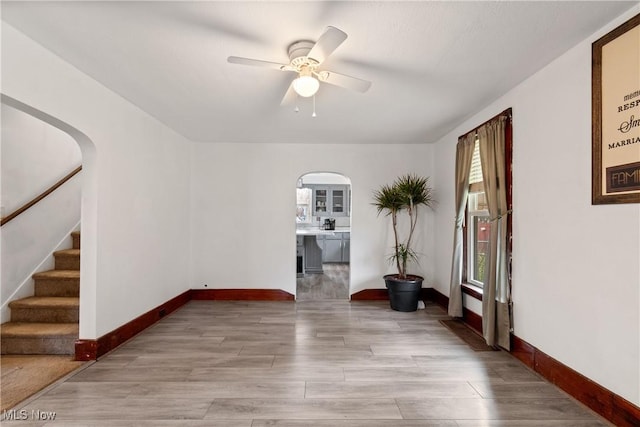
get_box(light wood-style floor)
[3,300,611,426]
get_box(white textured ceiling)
[2,1,637,144]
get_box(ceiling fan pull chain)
[294,94,300,113]
[312,95,317,118]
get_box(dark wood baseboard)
[535,349,611,418]
[191,288,294,301]
[510,332,536,369]
[462,306,482,335]
[511,334,640,426]
[351,288,433,302]
[350,289,388,300]
[426,287,639,426]
[613,395,640,427]
[74,339,98,361]
[75,290,192,361]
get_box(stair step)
[33,270,80,297]
[1,322,78,355]
[9,297,79,323]
[71,231,81,249]
[54,249,80,270]
[2,230,82,356]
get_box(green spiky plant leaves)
[373,174,434,279]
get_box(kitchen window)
[296,187,313,224]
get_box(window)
[296,187,313,224]
[462,109,512,292]
[465,141,490,287]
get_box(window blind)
[469,140,484,193]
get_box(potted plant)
[373,173,434,311]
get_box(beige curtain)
[478,117,511,349]
[448,134,475,317]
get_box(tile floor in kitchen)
[296,263,349,301]
[2,298,612,426]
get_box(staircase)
[1,231,80,355]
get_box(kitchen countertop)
[296,227,351,236]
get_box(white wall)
[190,142,436,297]
[432,7,640,405]
[1,104,81,215]
[2,23,192,339]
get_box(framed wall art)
[592,13,640,205]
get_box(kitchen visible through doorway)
[295,172,351,300]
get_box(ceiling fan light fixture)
[228,27,371,106]
[293,75,319,97]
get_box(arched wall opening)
[295,171,351,300]
[1,94,98,339]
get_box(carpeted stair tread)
[34,270,80,297]
[33,270,80,280]
[53,249,80,270]
[1,323,78,355]
[1,322,78,338]
[8,297,79,323]
[53,249,80,257]
[9,297,79,309]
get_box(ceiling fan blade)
[319,70,371,93]
[227,56,292,71]
[280,81,298,106]
[307,26,347,65]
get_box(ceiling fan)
[227,26,372,106]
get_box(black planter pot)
[384,274,423,312]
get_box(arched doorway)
[295,172,351,300]
[1,94,97,339]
